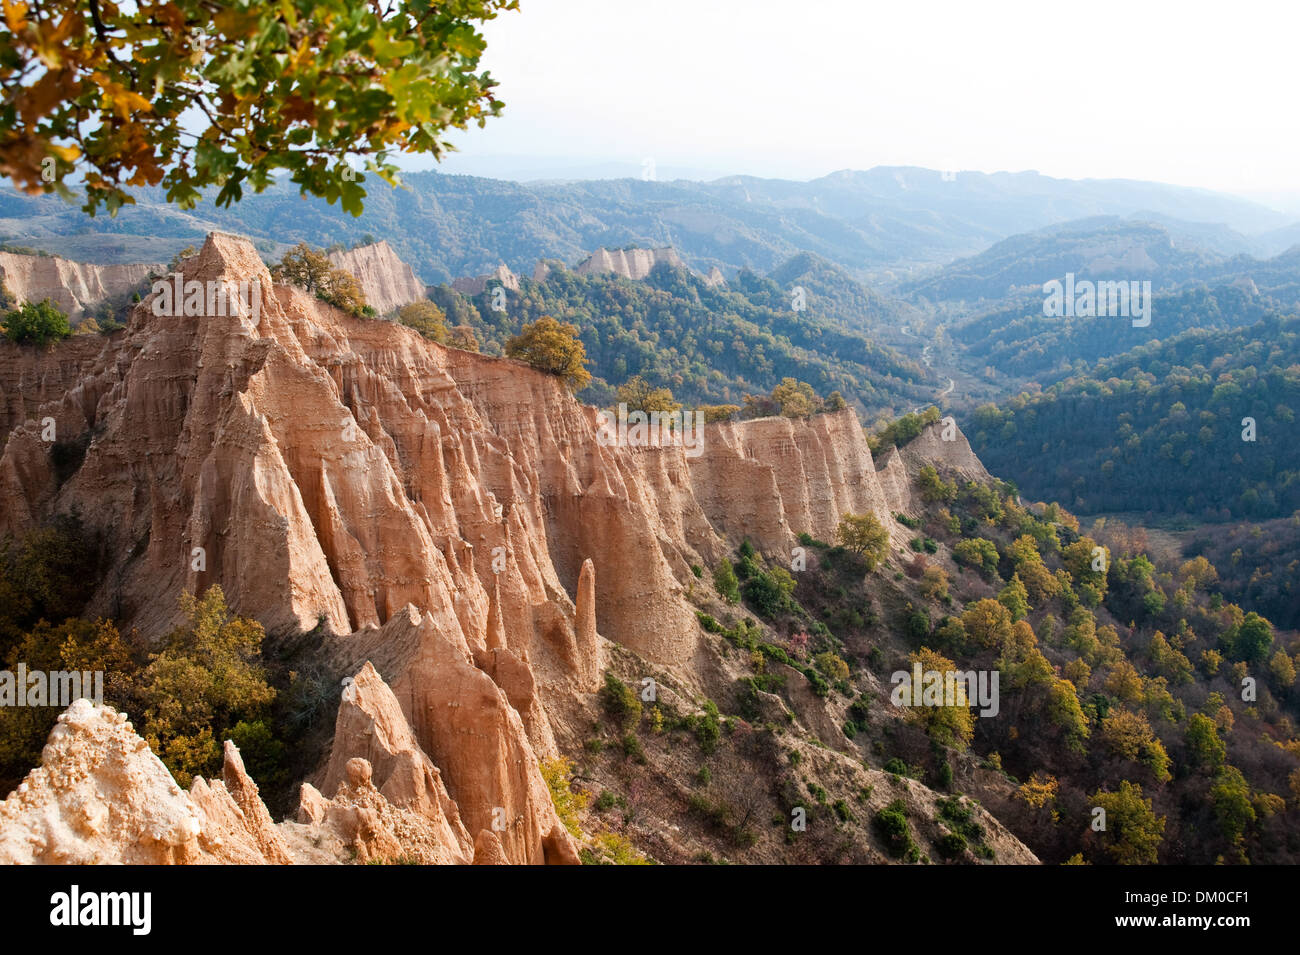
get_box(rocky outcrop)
[317,661,473,860]
[0,700,302,864]
[327,241,426,315]
[574,247,683,281]
[0,250,160,320]
[875,446,913,517]
[0,235,921,661]
[0,686,543,865]
[451,264,519,297]
[685,410,900,554]
[704,266,726,287]
[330,612,581,865]
[900,419,990,483]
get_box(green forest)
[431,257,932,414]
[954,285,1275,380]
[965,313,1300,521]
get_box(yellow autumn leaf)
[1,0,28,33]
[96,76,154,120]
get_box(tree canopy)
[2,299,70,346]
[0,0,517,215]
[505,316,592,392]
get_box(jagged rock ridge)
[0,231,1026,865]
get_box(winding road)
[900,325,956,412]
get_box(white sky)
[430,0,1300,197]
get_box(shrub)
[691,701,722,754]
[397,300,448,341]
[873,799,919,859]
[713,558,741,604]
[936,759,954,790]
[3,299,71,347]
[742,571,787,618]
[581,831,651,865]
[696,612,723,634]
[600,673,642,731]
[935,831,967,860]
[621,733,647,763]
[835,513,890,570]
[540,756,589,838]
[814,651,850,682]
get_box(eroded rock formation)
[0,231,1011,865]
[326,241,427,315]
[450,264,520,297]
[0,251,161,321]
[574,247,683,281]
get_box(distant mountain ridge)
[903,215,1300,308]
[1,166,1290,284]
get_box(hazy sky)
[431,0,1299,198]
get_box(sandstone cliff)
[326,241,426,315]
[574,247,683,281]
[0,250,160,320]
[0,231,1018,866]
[0,686,525,865]
[900,419,991,483]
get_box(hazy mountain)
[2,167,1290,284]
[900,218,1228,303]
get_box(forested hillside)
[965,314,1300,521]
[432,259,933,414]
[1186,517,1300,631]
[2,167,1287,279]
[953,285,1276,380]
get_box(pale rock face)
[220,741,294,864]
[318,661,473,860]
[704,266,726,287]
[0,694,508,865]
[450,264,519,297]
[330,610,581,865]
[875,446,913,517]
[574,247,683,281]
[686,410,899,553]
[297,758,470,865]
[326,241,427,316]
[0,251,161,320]
[900,419,990,483]
[0,700,261,864]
